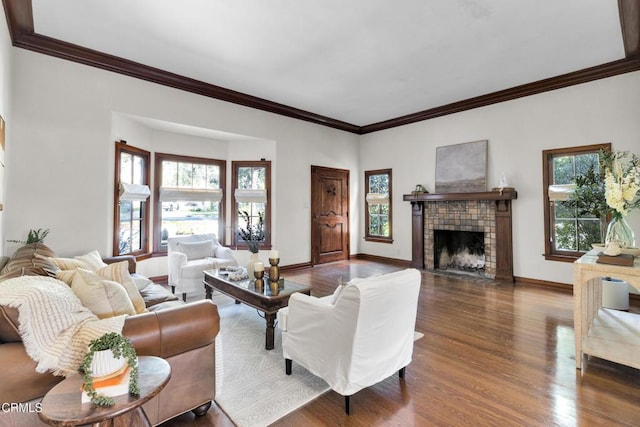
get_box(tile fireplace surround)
[403,189,517,282]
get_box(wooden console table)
[574,250,640,370]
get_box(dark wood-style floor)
[160,259,640,426]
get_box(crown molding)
[10,31,362,134]
[359,58,640,134]
[3,0,640,135]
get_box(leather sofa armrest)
[122,300,219,358]
[102,255,137,274]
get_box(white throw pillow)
[131,273,153,292]
[55,269,78,285]
[48,256,92,271]
[95,262,147,314]
[176,240,215,260]
[74,250,108,270]
[71,269,136,319]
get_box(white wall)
[360,71,640,285]
[5,40,640,284]
[5,48,360,276]
[0,5,12,253]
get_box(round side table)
[39,356,171,427]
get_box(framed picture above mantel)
[435,140,488,193]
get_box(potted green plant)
[79,332,139,407]
[238,210,265,277]
[238,210,265,253]
[7,228,50,244]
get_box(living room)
[1,1,640,426]
[0,4,638,285]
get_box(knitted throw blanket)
[0,276,126,376]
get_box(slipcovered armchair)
[277,268,421,414]
[167,233,238,301]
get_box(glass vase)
[246,252,259,278]
[605,215,636,249]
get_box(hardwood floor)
[160,259,640,426]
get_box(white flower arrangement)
[603,150,640,217]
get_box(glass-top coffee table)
[203,269,312,350]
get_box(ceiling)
[4,1,640,134]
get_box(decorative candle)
[254,262,264,272]
[269,250,279,259]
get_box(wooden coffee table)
[39,356,170,427]
[203,269,312,350]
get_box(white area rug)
[213,294,330,427]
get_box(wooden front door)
[311,166,350,265]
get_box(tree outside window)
[114,142,150,257]
[543,143,611,261]
[365,169,392,243]
[154,153,225,252]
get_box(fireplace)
[425,200,495,278]
[434,230,485,274]
[403,189,517,282]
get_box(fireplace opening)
[434,230,485,275]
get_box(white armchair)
[167,233,238,301]
[277,268,421,414]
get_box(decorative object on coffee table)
[268,250,280,284]
[269,281,280,296]
[254,261,265,292]
[238,210,265,278]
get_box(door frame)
[310,165,350,265]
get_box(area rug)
[212,294,330,427]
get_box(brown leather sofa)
[0,254,219,426]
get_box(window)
[232,160,271,250]
[543,143,610,261]
[114,142,150,257]
[365,169,392,243]
[153,153,226,252]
